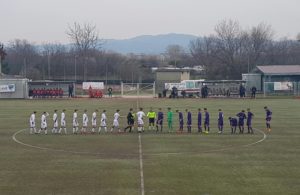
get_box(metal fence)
[263,82,300,97]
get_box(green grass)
[0,98,300,195]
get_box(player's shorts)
[238,121,244,126]
[179,122,184,128]
[30,122,35,128]
[53,121,58,128]
[156,119,163,125]
[61,120,66,127]
[83,122,88,127]
[41,122,47,129]
[127,120,134,125]
[101,120,106,127]
[218,121,223,126]
[73,120,78,127]
[113,120,119,127]
[149,118,155,124]
[247,120,252,126]
[92,120,97,126]
[138,119,144,126]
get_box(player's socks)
[45,130,47,135]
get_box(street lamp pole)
[74,55,77,82]
[47,51,50,79]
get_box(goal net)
[121,82,155,98]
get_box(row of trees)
[190,20,300,79]
[1,20,300,81]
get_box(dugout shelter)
[28,81,75,98]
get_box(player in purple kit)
[186,109,192,133]
[247,108,254,134]
[264,106,272,132]
[197,108,202,133]
[176,110,184,133]
[236,110,247,134]
[228,117,238,134]
[156,108,164,133]
[218,109,224,134]
[204,108,210,133]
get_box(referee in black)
[124,108,135,132]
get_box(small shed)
[155,69,190,93]
[243,65,300,91]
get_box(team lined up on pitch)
[29,107,272,135]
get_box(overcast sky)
[1,0,300,44]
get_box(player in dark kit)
[218,109,224,134]
[176,110,184,132]
[237,110,247,133]
[247,108,254,134]
[197,108,202,133]
[264,106,272,132]
[229,117,238,134]
[204,108,210,133]
[124,108,134,132]
[186,109,192,133]
[156,108,164,132]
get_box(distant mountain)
[101,33,199,54]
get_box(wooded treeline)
[1,20,300,81]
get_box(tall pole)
[247,55,250,73]
[47,52,50,79]
[0,57,2,75]
[74,55,77,82]
[23,57,27,78]
[105,63,108,90]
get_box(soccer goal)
[121,82,156,98]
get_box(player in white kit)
[81,109,89,134]
[59,109,67,134]
[91,109,98,134]
[29,111,37,134]
[110,109,121,132]
[52,110,58,134]
[99,110,107,133]
[137,108,146,133]
[38,112,49,134]
[73,109,79,134]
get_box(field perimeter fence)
[263,82,300,97]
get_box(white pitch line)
[12,129,137,157]
[138,133,145,195]
[136,98,145,195]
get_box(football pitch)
[0,98,299,195]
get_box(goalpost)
[121,82,156,98]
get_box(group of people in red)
[30,88,64,98]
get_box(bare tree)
[165,44,185,67]
[66,22,100,81]
[7,39,37,77]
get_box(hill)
[102,33,198,54]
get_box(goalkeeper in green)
[167,107,173,132]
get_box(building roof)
[256,65,300,75]
[156,68,190,73]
